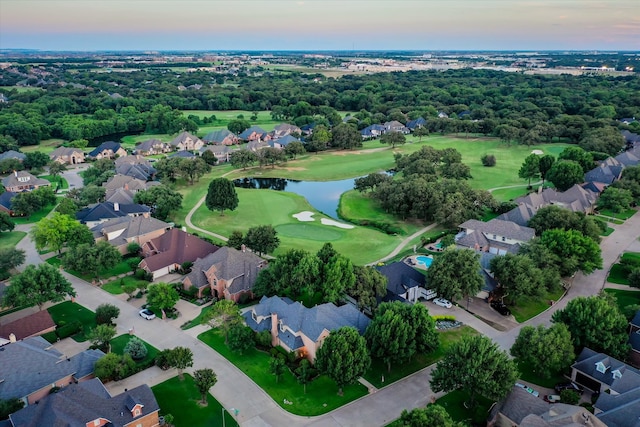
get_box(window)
[612,369,622,380]
[501,236,506,242]
[251,311,257,321]
[492,234,496,240]
[279,320,285,332]
[595,361,608,374]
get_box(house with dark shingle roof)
[507,184,599,224]
[406,117,427,130]
[239,126,270,142]
[0,336,104,405]
[200,144,237,163]
[8,378,159,427]
[91,215,172,255]
[0,150,26,163]
[170,131,204,151]
[456,218,535,255]
[0,191,16,215]
[272,123,301,139]
[0,311,55,344]
[49,146,85,165]
[202,129,238,146]
[114,156,157,181]
[183,246,267,301]
[629,311,640,368]
[2,171,50,193]
[270,134,301,149]
[139,228,219,279]
[244,296,370,362]
[375,262,428,303]
[133,138,171,155]
[76,202,151,228]
[585,162,624,186]
[170,150,197,159]
[360,124,385,139]
[87,141,126,160]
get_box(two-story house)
[49,147,85,165]
[2,171,51,193]
[456,218,535,255]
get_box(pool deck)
[404,254,433,271]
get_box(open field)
[21,139,64,154]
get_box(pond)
[233,177,356,220]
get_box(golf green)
[275,223,344,241]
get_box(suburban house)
[133,138,171,155]
[272,123,301,138]
[270,134,301,149]
[202,129,239,145]
[621,130,640,146]
[115,155,157,181]
[76,202,151,228]
[375,261,430,303]
[91,216,172,255]
[49,146,85,165]
[239,125,270,142]
[200,144,236,163]
[0,336,104,406]
[8,378,160,427]
[2,171,51,193]
[169,150,197,159]
[406,117,427,130]
[487,385,607,427]
[104,174,160,199]
[456,218,535,255]
[360,124,386,139]
[630,311,640,368]
[0,150,26,163]
[88,141,127,160]
[243,296,370,362]
[584,162,624,186]
[247,139,270,152]
[384,120,410,134]
[138,228,219,279]
[0,191,16,215]
[170,131,204,151]
[0,310,56,345]
[182,246,267,301]
[300,123,316,136]
[571,347,640,427]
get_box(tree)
[203,299,242,344]
[0,397,24,421]
[511,324,574,379]
[269,356,286,383]
[366,302,438,372]
[0,211,14,233]
[253,249,320,299]
[73,185,106,207]
[30,212,89,253]
[167,346,194,380]
[244,225,279,256]
[89,324,116,353]
[427,248,483,302]
[179,157,210,185]
[380,131,406,148]
[306,125,331,153]
[48,161,67,182]
[55,197,79,216]
[123,336,148,360]
[95,303,120,325]
[552,296,630,359]
[547,160,585,191]
[430,335,518,408]
[0,248,25,274]
[315,326,371,395]
[258,147,287,168]
[193,368,217,404]
[205,178,239,215]
[538,154,556,186]
[527,205,602,243]
[295,359,316,394]
[348,266,387,310]
[63,241,122,280]
[629,268,640,289]
[23,151,49,169]
[3,263,75,310]
[82,159,115,186]
[560,389,580,405]
[481,154,496,167]
[146,282,179,319]
[398,404,465,427]
[230,149,258,170]
[154,157,182,183]
[227,119,251,135]
[490,254,544,304]
[200,150,218,166]
[518,154,540,187]
[94,353,136,382]
[284,141,306,159]
[227,323,254,354]
[539,229,602,276]
[227,230,244,250]
[331,123,362,150]
[134,185,183,220]
[558,146,593,173]
[413,126,429,141]
[598,187,633,213]
[579,127,626,156]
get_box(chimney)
[114,202,119,211]
[241,244,246,253]
[9,333,16,343]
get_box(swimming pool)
[416,255,433,267]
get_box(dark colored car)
[490,301,511,316]
[554,382,584,394]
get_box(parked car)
[544,394,561,403]
[490,301,512,316]
[139,308,156,320]
[515,382,540,397]
[433,298,452,308]
[554,382,584,394]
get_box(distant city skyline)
[1,0,639,51]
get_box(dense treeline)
[0,66,639,146]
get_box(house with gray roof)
[270,134,301,149]
[456,218,535,255]
[384,120,410,134]
[133,138,171,155]
[375,261,428,303]
[183,246,267,301]
[2,171,50,193]
[8,378,159,427]
[87,141,126,160]
[49,146,85,165]
[244,296,370,361]
[115,162,156,181]
[0,191,16,215]
[0,336,104,405]
[239,126,270,142]
[170,131,204,152]
[614,150,640,168]
[103,174,159,200]
[202,129,238,146]
[630,311,640,368]
[170,149,197,159]
[272,123,301,139]
[585,162,624,186]
[200,144,237,163]
[76,201,151,228]
[509,184,599,222]
[91,215,171,255]
[406,117,427,130]
[571,347,640,427]
[0,150,26,162]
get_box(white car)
[139,308,156,320]
[515,382,540,397]
[433,298,452,309]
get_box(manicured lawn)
[152,374,238,427]
[517,361,566,389]
[363,325,479,389]
[510,288,565,323]
[110,334,159,367]
[47,255,132,282]
[436,389,495,425]
[47,301,96,342]
[490,185,531,202]
[0,231,27,250]
[181,304,213,329]
[101,275,149,295]
[20,139,63,154]
[11,201,58,225]
[601,226,615,236]
[598,208,637,221]
[607,252,640,285]
[603,288,640,313]
[39,175,69,189]
[198,328,368,416]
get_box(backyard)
[47,301,96,342]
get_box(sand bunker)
[293,211,315,222]
[321,218,355,229]
[531,149,544,155]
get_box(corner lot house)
[2,171,51,193]
[244,296,370,361]
[8,378,160,427]
[49,146,85,165]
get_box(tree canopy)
[511,324,574,379]
[3,263,75,310]
[427,248,484,301]
[146,282,179,319]
[205,178,239,215]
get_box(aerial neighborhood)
[1,50,640,427]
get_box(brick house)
[133,139,172,156]
[202,129,239,146]
[88,141,127,160]
[1,171,51,193]
[0,310,56,344]
[90,216,172,255]
[170,131,204,151]
[49,147,85,165]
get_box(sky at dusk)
[1,0,639,51]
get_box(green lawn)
[110,334,159,367]
[198,328,368,416]
[601,226,615,236]
[510,288,565,323]
[47,301,96,342]
[181,304,213,329]
[598,208,637,221]
[363,325,479,389]
[603,288,640,312]
[47,256,132,282]
[0,231,27,250]
[517,361,566,389]
[20,139,63,154]
[607,252,640,285]
[490,186,531,202]
[436,389,495,425]
[11,201,58,225]
[152,374,239,427]
[39,175,69,190]
[101,275,149,295]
